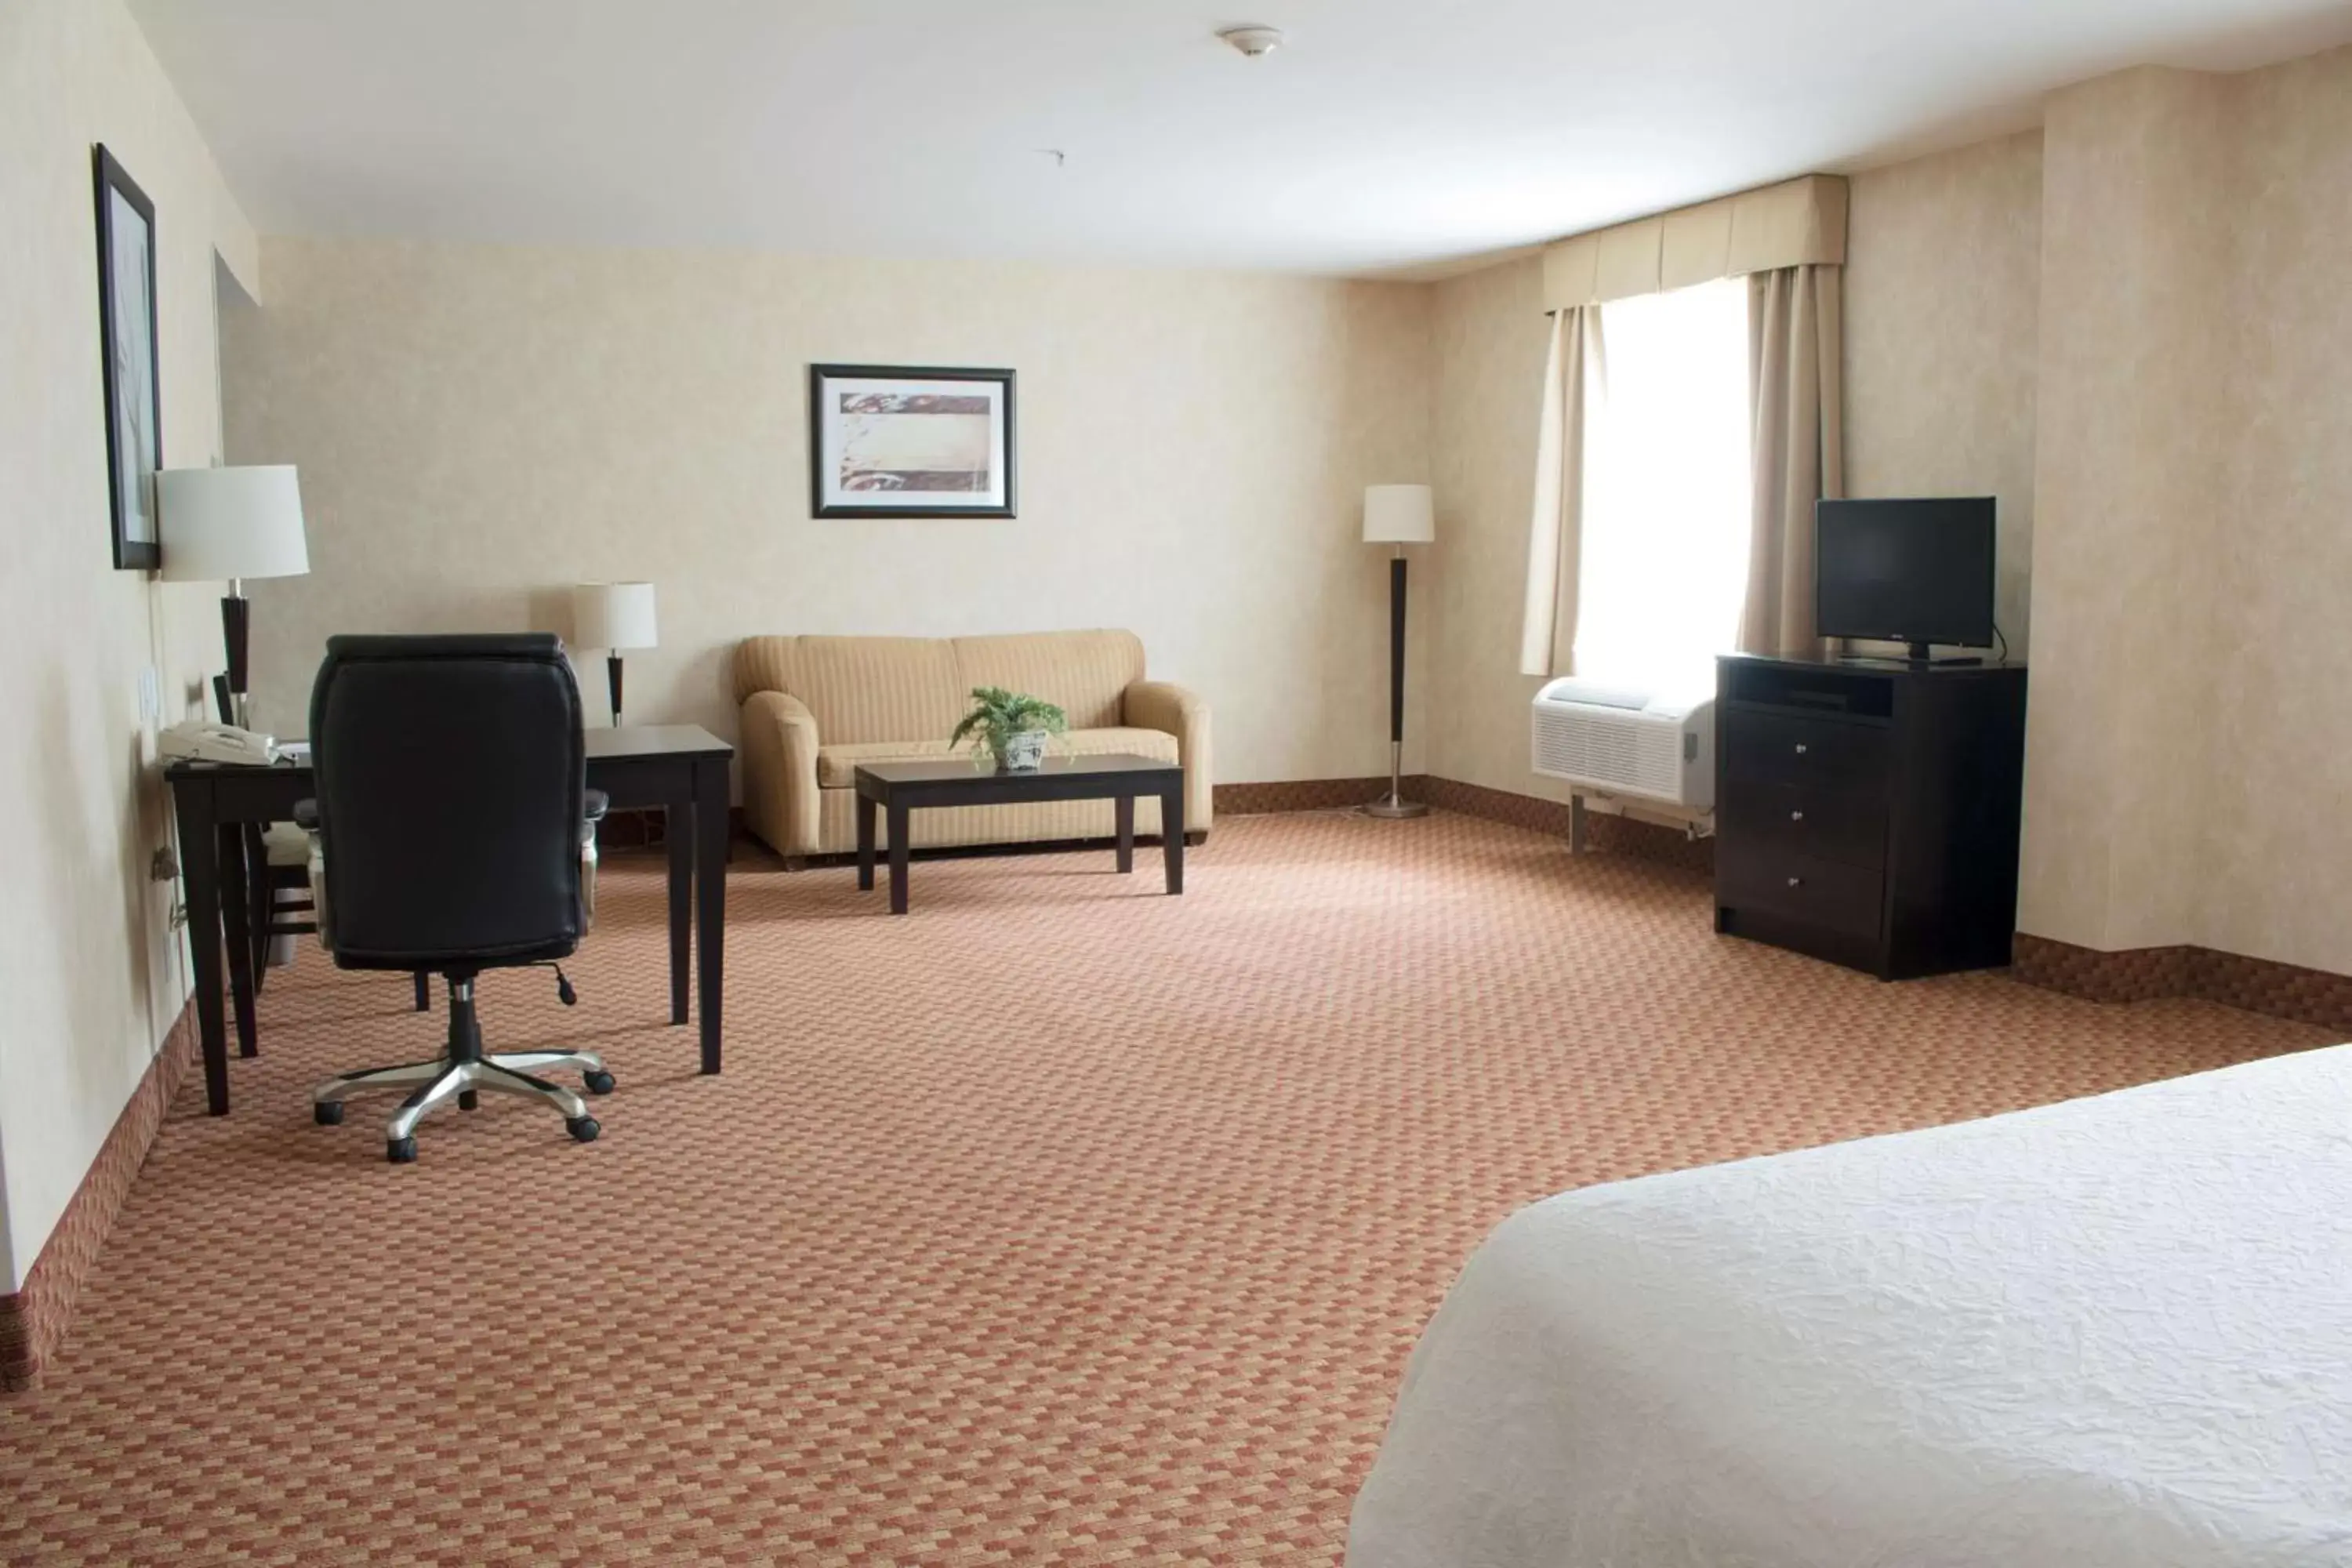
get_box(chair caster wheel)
[583,1070,615,1095]
[314,1101,344,1126]
[459,1089,479,1111]
[566,1116,601,1144]
[387,1137,418,1163]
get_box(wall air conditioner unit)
[1530,678,1715,811]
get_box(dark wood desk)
[853,753,1184,914]
[165,724,733,1115]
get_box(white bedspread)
[1349,1046,2352,1568]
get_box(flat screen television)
[1814,497,1996,661]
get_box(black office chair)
[299,633,614,1163]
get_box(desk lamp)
[573,582,658,726]
[157,465,310,730]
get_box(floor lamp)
[573,582,659,726]
[157,465,310,731]
[1363,484,1434,818]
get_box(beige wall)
[2205,45,2352,974]
[0,0,258,1288]
[2018,68,2235,955]
[2018,45,2352,972]
[223,241,1434,787]
[1425,255,1567,806]
[1846,131,2043,654]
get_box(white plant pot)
[999,729,1051,771]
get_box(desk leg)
[1115,795,1134,873]
[694,758,728,1075]
[219,824,259,1058]
[174,789,231,1116]
[1161,786,1185,896]
[887,805,910,915]
[856,792,877,891]
[666,800,691,1025]
[244,825,271,996]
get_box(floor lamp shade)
[157,465,310,728]
[1362,484,1436,545]
[574,582,658,726]
[1363,485,1433,818]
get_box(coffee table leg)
[857,791,877,891]
[1161,786,1184,895]
[887,804,911,914]
[1115,794,1134,873]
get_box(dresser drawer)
[1720,781,1887,871]
[1722,709,1889,790]
[1718,848,1884,939]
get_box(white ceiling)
[130,0,2352,278]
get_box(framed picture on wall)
[808,364,1016,518]
[93,144,162,571]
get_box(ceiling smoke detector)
[1218,25,1285,59]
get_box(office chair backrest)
[309,633,586,969]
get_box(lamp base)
[1364,796,1429,819]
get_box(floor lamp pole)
[1367,545,1428,818]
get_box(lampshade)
[574,582,659,650]
[1363,484,1436,544]
[156,465,309,581]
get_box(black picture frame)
[808,364,1017,519]
[94,143,162,571]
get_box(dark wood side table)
[165,724,734,1115]
[853,754,1185,914]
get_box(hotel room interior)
[5,0,2351,1562]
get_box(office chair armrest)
[584,789,608,822]
[293,798,318,829]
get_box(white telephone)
[161,720,280,767]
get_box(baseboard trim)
[1213,774,1714,873]
[0,998,199,1393]
[2013,932,2352,1033]
[1213,778,1392,815]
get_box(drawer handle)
[1793,742,1809,755]
[1790,810,1805,822]
[1787,876,1804,887]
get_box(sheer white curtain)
[1571,278,1751,692]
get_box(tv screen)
[1814,497,1996,649]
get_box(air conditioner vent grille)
[1530,684,1714,809]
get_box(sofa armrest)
[739,690,822,858]
[1123,679,1211,837]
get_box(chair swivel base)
[312,975,612,1162]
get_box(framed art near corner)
[809,364,1016,518]
[94,144,162,570]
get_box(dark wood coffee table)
[853,753,1185,913]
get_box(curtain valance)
[1540,174,1849,311]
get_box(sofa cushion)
[951,630,1144,731]
[816,725,1178,789]
[733,635,966,747]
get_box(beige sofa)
[732,630,1210,862]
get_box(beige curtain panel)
[1519,304,1605,678]
[1540,174,1849,310]
[1744,265,1845,656]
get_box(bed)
[1348,1046,2352,1567]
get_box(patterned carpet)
[0,810,2329,1564]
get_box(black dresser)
[1713,653,2028,979]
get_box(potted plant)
[950,686,1068,772]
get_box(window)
[1573,278,1751,694]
